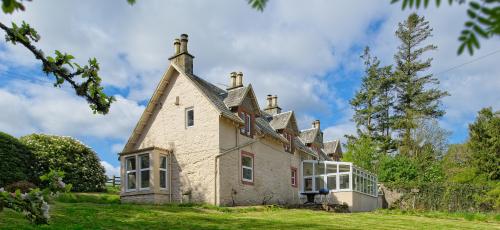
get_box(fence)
[106,176,121,187]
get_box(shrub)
[20,134,106,192]
[0,132,35,187]
[5,181,37,193]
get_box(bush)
[20,134,106,192]
[5,181,37,193]
[0,132,35,187]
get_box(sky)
[0,0,498,177]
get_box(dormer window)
[239,111,252,137]
[283,131,293,153]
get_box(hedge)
[0,132,35,187]
[20,134,106,192]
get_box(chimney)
[169,34,194,74]
[227,72,237,90]
[264,94,282,115]
[312,120,320,129]
[236,72,243,87]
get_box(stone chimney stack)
[264,94,282,115]
[169,34,194,74]
[312,120,320,129]
[227,72,237,90]
[227,71,244,90]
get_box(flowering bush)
[20,134,106,192]
[0,170,71,225]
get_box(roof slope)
[323,140,340,154]
[269,111,292,130]
[299,128,319,144]
[255,117,288,143]
[294,136,317,157]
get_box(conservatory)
[301,161,380,211]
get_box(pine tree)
[350,47,395,153]
[393,13,449,156]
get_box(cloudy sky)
[0,0,498,176]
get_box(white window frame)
[185,107,194,128]
[159,155,168,190]
[125,156,137,192]
[241,153,254,183]
[139,153,151,191]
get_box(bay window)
[125,153,151,192]
[139,154,150,190]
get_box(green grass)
[0,194,499,230]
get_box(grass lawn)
[0,193,499,230]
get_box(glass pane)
[126,157,136,171]
[242,155,252,167]
[355,174,361,191]
[327,176,336,190]
[140,154,149,169]
[304,178,313,192]
[315,163,325,175]
[326,163,337,174]
[339,164,350,173]
[160,171,166,188]
[127,172,136,190]
[315,176,325,191]
[141,170,150,188]
[160,156,167,169]
[243,168,252,181]
[187,109,194,126]
[339,174,349,189]
[303,162,313,176]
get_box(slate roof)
[299,128,319,144]
[323,140,340,154]
[269,111,293,130]
[255,117,289,143]
[294,137,317,157]
[223,86,248,108]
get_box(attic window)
[186,107,194,128]
[239,111,252,137]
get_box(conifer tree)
[393,13,449,156]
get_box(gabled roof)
[323,140,340,154]
[122,63,243,153]
[223,85,261,116]
[294,136,317,157]
[299,128,320,144]
[269,111,299,134]
[255,117,288,143]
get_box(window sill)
[242,180,254,185]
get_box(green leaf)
[127,0,136,4]
[467,9,477,19]
[473,25,489,38]
[469,1,480,10]
[248,0,268,12]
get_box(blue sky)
[0,0,499,176]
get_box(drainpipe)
[169,153,172,203]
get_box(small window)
[125,156,136,191]
[284,132,293,153]
[159,156,168,189]
[139,154,150,189]
[239,111,252,136]
[291,167,297,187]
[186,107,194,127]
[241,152,254,184]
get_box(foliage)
[0,170,71,225]
[20,134,106,192]
[0,131,34,187]
[468,107,500,180]
[5,181,36,193]
[343,135,381,174]
[0,1,115,114]
[1,201,499,229]
[378,155,419,184]
[56,193,120,204]
[393,13,449,156]
[391,0,500,55]
[442,144,477,183]
[247,0,268,11]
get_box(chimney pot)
[236,72,243,87]
[312,120,320,129]
[266,95,273,108]
[180,34,188,53]
[230,72,237,88]
[272,95,278,107]
[173,38,181,54]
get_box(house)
[119,34,378,211]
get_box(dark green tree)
[392,13,449,156]
[468,107,500,180]
[350,47,395,153]
[1,0,115,114]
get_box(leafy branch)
[391,0,500,55]
[247,0,268,12]
[1,0,114,114]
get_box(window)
[159,156,168,189]
[186,107,194,127]
[283,132,293,153]
[125,156,136,191]
[241,152,254,184]
[291,167,297,187]
[239,111,252,136]
[139,154,150,190]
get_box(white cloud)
[101,161,120,177]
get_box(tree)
[350,47,395,153]
[392,13,449,156]
[391,0,500,55]
[343,135,380,173]
[249,0,500,55]
[0,0,115,114]
[468,107,500,180]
